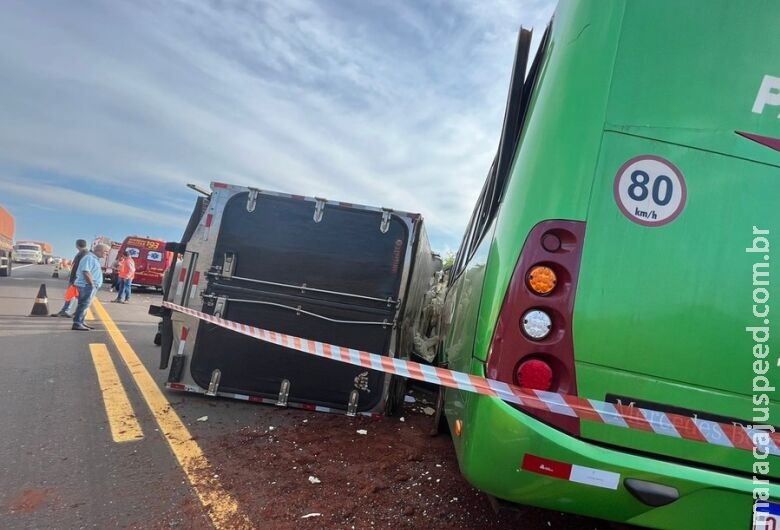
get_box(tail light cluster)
[486,220,586,435]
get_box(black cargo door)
[190,193,410,411]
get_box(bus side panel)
[470,0,626,363]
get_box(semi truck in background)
[30,241,53,263]
[151,182,442,416]
[0,206,14,276]
[13,241,43,264]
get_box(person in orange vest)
[113,250,135,303]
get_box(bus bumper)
[448,390,777,529]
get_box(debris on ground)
[179,390,619,530]
[195,416,208,422]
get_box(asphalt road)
[0,264,616,530]
[0,264,282,529]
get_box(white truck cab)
[13,242,43,264]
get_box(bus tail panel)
[573,131,778,478]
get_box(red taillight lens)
[516,359,553,391]
[486,220,586,436]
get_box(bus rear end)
[443,1,779,528]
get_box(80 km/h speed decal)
[613,155,687,227]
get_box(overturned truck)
[152,182,441,416]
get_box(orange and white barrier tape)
[163,301,779,457]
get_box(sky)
[0,0,555,258]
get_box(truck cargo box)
[0,205,14,276]
[155,182,441,416]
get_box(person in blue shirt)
[54,238,89,317]
[72,243,109,331]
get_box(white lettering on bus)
[752,75,780,116]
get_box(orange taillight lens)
[454,419,463,437]
[527,265,557,295]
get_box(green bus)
[439,1,779,528]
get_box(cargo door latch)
[221,252,235,279]
[213,296,228,319]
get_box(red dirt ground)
[164,391,631,530]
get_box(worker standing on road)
[110,255,124,292]
[54,239,89,318]
[72,243,109,331]
[113,250,135,304]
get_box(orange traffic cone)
[30,284,50,316]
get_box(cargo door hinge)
[277,379,290,407]
[313,198,326,223]
[206,369,221,396]
[380,208,393,234]
[246,189,259,213]
[346,389,360,417]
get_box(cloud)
[0,179,187,228]
[0,0,556,248]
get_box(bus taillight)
[486,220,586,435]
[516,359,554,391]
[527,265,557,295]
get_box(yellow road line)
[86,308,95,321]
[92,298,254,530]
[89,343,144,443]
